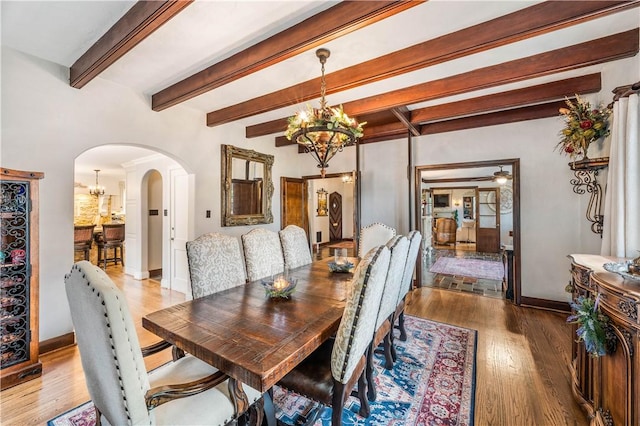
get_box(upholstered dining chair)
[65,261,263,426]
[277,245,390,426]
[394,230,422,342]
[73,224,95,261]
[366,235,409,401]
[358,222,396,258]
[241,228,285,282]
[278,225,312,269]
[96,223,125,270]
[186,232,246,299]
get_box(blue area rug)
[47,315,477,426]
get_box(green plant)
[567,294,609,357]
[557,95,612,159]
[451,209,459,227]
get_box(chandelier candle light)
[285,48,365,178]
[89,169,105,197]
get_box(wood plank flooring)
[0,265,588,425]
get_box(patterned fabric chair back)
[186,233,247,299]
[331,245,390,384]
[398,230,422,305]
[279,225,312,269]
[65,261,151,425]
[241,228,285,281]
[358,222,396,258]
[375,235,409,330]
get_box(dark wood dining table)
[142,257,357,422]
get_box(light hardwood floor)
[0,266,588,425]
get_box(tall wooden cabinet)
[568,255,639,426]
[1,168,43,389]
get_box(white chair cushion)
[375,236,409,329]
[242,228,285,281]
[358,223,396,258]
[331,245,390,384]
[279,225,312,269]
[187,233,246,299]
[398,230,422,305]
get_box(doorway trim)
[300,171,360,251]
[414,158,521,305]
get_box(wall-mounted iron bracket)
[569,157,609,235]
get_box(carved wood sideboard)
[568,254,639,426]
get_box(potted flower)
[567,294,609,357]
[557,95,612,160]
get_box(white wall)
[1,45,636,340]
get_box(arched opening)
[74,145,193,294]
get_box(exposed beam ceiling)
[246,73,603,139]
[341,29,638,117]
[70,0,192,88]
[151,0,422,111]
[208,0,638,127]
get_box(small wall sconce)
[316,188,328,216]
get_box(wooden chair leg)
[382,331,394,370]
[95,407,102,426]
[356,371,370,418]
[398,310,407,342]
[331,381,346,425]
[366,341,376,401]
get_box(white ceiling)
[2,1,637,175]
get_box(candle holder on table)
[261,269,297,299]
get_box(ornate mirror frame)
[221,144,274,226]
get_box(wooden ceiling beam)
[152,1,422,112]
[70,0,192,89]
[221,0,637,128]
[420,101,566,136]
[342,29,638,116]
[391,107,420,136]
[410,73,601,124]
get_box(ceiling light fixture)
[285,48,365,178]
[493,166,512,185]
[89,169,105,197]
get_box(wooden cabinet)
[568,255,639,426]
[1,168,43,390]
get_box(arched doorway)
[74,145,194,295]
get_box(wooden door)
[169,168,190,295]
[280,177,308,236]
[329,192,342,241]
[476,188,500,253]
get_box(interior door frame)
[414,158,521,305]
[302,170,359,251]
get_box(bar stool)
[96,224,125,269]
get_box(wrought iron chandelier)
[89,169,105,197]
[285,48,365,178]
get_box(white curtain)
[601,93,640,258]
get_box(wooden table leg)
[228,378,249,419]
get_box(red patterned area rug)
[47,316,477,426]
[429,256,504,282]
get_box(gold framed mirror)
[221,144,274,226]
